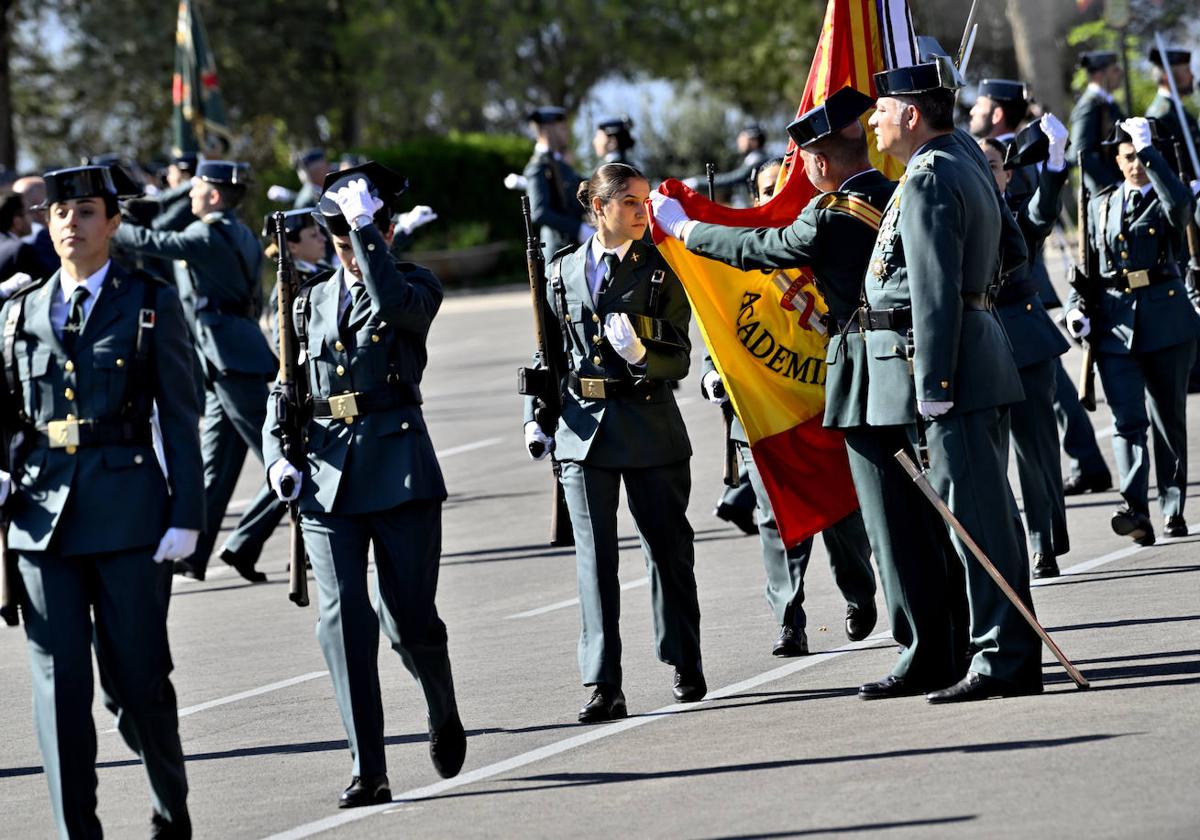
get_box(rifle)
[1173,140,1200,311]
[1067,181,1099,412]
[272,212,310,607]
[516,196,574,547]
[706,162,740,488]
[0,427,24,626]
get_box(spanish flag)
[172,0,233,156]
[651,0,914,547]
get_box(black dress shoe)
[338,774,391,809]
[1032,553,1060,579]
[926,671,1043,704]
[1164,515,1189,538]
[150,812,192,840]
[772,625,809,657]
[714,502,757,536]
[578,684,627,723]
[1062,471,1112,496]
[858,674,921,700]
[429,713,467,779]
[1111,507,1156,546]
[672,668,707,702]
[845,602,877,641]
[220,548,268,583]
[172,559,204,581]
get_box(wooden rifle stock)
[0,529,18,627]
[1071,180,1098,412]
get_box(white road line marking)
[505,577,650,620]
[263,536,1158,840]
[1034,543,1143,583]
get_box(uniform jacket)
[863,132,1025,426]
[1070,87,1125,194]
[1146,92,1200,168]
[0,236,49,282]
[686,168,897,429]
[0,264,204,555]
[114,210,277,378]
[523,150,586,263]
[263,223,446,515]
[522,236,693,469]
[1075,145,1200,355]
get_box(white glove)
[0,468,10,506]
[503,173,528,191]
[649,190,692,240]
[577,222,596,243]
[918,400,954,418]
[1066,307,1091,339]
[1121,117,1153,153]
[330,177,384,230]
[524,421,553,461]
[0,272,34,300]
[397,205,437,235]
[702,370,728,405]
[681,177,700,190]
[267,184,298,203]
[604,312,647,366]
[152,527,200,564]
[269,458,303,502]
[1190,179,1200,196]
[1041,113,1069,172]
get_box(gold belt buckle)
[47,418,81,449]
[327,392,360,420]
[1127,269,1150,289]
[579,378,607,400]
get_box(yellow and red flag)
[651,0,914,547]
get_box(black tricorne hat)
[295,147,326,168]
[527,106,567,125]
[977,78,1028,104]
[314,160,408,236]
[1148,46,1192,68]
[1003,122,1050,170]
[41,165,120,208]
[172,151,200,173]
[262,207,319,241]
[1078,51,1119,72]
[786,86,875,148]
[597,116,635,150]
[81,154,146,199]
[1101,118,1163,149]
[196,160,250,186]
[875,54,962,96]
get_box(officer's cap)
[977,78,1028,104]
[527,106,567,125]
[597,116,633,136]
[741,123,767,142]
[40,166,121,208]
[314,160,408,236]
[1003,122,1049,170]
[262,207,318,241]
[1148,46,1191,68]
[171,151,200,173]
[1078,51,1119,72]
[295,147,327,168]
[786,86,875,148]
[1102,118,1163,149]
[196,160,250,186]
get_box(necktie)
[63,286,90,356]
[1125,190,1145,221]
[341,282,368,332]
[599,253,620,298]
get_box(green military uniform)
[113,162,278,579]
[524,148,586,264]
[1070,82,1125,194]
[2,167,204,839]
[1079,140,1200,538]
[525,235,700,692]
[265,224,460,783]
[1146,91,1200,169]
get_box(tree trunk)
[0,0,16,171]
[1006,0,1069,121]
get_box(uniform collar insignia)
[630,250,640,263]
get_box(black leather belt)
[312,383,421,419]
[854,307,912,331]
[36,417,152,449]
[567,372,652,400]
[1103,267,1180,291]
[962,292,993,311]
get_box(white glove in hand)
[0,468,11,506]
[604,312,647,366]
[1066,307,1091,339]
[503,173,528,191]
[331,178,384,230]
[524,421,554,461]
[267,184,298,203]
[397,205,437,235]
[1190,179,1200,197]
[578,222,596,243]
[0,272,34,300]
[649,190,692,240]
[701,370,728,405]
[1121,117,1153,153]
[152,528,200,564]
[1042,113,1069,172]
[269,458,303,502]
[918,400,954,418]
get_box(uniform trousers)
[1053,358,1110,480]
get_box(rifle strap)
[3,296,26,424]
[550,262,575,373]
[124,277,159,421]
[646,268,665,318]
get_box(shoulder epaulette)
[815,192,884,231]
[4,273,52,302]
[130,268,169,287]
[550,243,577,263]
[1094,183,1119,198]
[302,268,337,290]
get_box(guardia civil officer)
[0,166,204,839]
[592,116,637,167]
[523,106,593,263]
[1066,118,1200,544]
[1146,46,1200,179]
[293,147,331,209]
[978,119,1074,580]
[684,124,769,204]
[264,162,466,807]
[652,89,882,659]
[1070,51,1126,194]
[113,161,278,583]
[523,162,704,721]
[867,55,1044,703]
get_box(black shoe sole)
[772,644,810,657]
[578,704,628,724]
[338,789,391,809]
[1111,512,1155,545]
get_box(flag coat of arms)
[172,0,233,156]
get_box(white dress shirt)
[585,236,632,303]
[52,260,110,339]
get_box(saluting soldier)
[651,89,883,660]
[1070,51,1126,194]
[0,166,204,839]
[978,115,1074,579]
[523,162,704,722]
[113,161,279,583]
[523,106,593,263]
[1066,118,1200,544]
[264,162,466,807]
[592,116,638,168]
[1146,46,1200,180]
[866,55,1044,703]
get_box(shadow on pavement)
[1045,613,1200,633]
[1038,565,1200,588]
[1046,653,1200,692]
[691,815,977,839]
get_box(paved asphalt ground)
[2,246,1198,839]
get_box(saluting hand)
[398,205,438,235]
[1041,113,1069,172]
[1120,118,1154,153]
[331,178,384,230]
[604,312,647,366]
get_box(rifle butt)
[1079,343,1097,412]
[287,506,309,607]
[721,405,739,487]
[549,470,574,547]
[0,531,19,627]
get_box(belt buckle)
[47,418,80,449]
[579,377,607,400]
[327,392,360,420]
[1127,269,1150,289]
